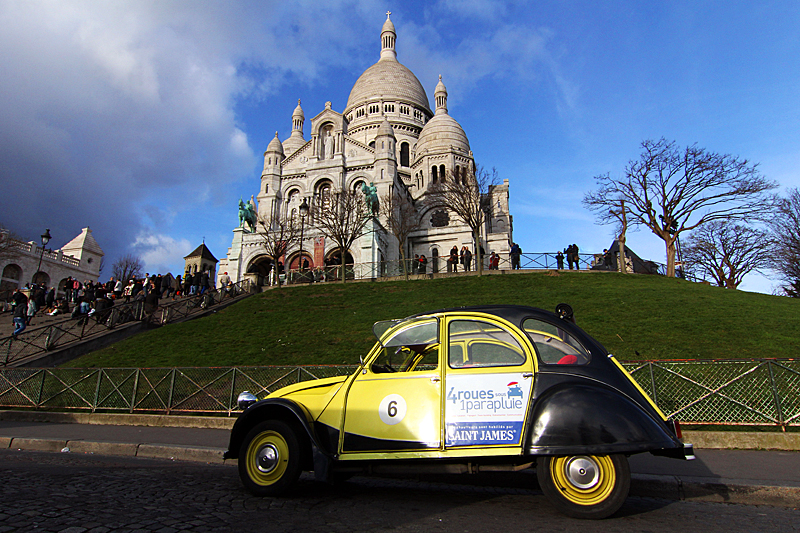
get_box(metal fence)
[1,280,252,367]
[0,359,797,427]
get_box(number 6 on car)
[226,305,693,519]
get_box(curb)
[0,436,231,465]
[630,474,800,508]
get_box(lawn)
[67,271,800,368]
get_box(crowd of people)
[5,270,226,338]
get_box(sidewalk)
[0,410,797,508]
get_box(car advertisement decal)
[445,373,531,446]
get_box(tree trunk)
[665,238,677,278]
[474,230,483,276]
[400,246,409,281]
[617,235,627,273]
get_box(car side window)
[523,318,590,365]
[448,319,526,368]
[372,319,439,373]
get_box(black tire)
[537,454,630,519]
[238,420,302,496]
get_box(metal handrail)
[0,280,252,367]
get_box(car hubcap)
[565,456,599,489]
[256,443,280,474]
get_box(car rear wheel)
[537,454,630,519]
[238,420,302,496]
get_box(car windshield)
[373,317,438,347]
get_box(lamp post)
[33,228,51,285]
[298,198,309,273]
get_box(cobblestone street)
[0,450,798,532]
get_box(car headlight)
[237,391,257,410]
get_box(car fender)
[526,383,681,456]
[224,398,325,460]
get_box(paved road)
[0,449,798,532]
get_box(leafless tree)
[0,224,21,262]
[380,186,421,279]
[584,139,778,277]
[428,165,499,274]
[312,188,372,282]
[770,188,800,297]
[682,220,771,289]
[254,212,301,289]
[112,254,144,282]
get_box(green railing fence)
[0,359,797,428]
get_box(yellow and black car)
[225,304,693,519]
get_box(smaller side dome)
[415,76,470,156]
[266,132,284,155]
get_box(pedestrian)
[510,242,522,270]
[464,247,472,272]
[144,281,159,316]
[183,272,192,296]
[114,277,123,299]
[11,289,28,337]
[218,272,231,296]
[419,254,427,274]
[556,251,564,270]
[573,244,580,270]
[449,246,459,273]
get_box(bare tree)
[428,165,499,274]
[312,188,372,282]
[584,139,778,277]
[770,188,800,297]
[682,220,771,289]
[112,254,144,282]
[254,212,301,289]
[380,186,421,279]
[0,224,21,262]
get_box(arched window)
[316,181,333,211]
[431,165,438,183]
[439,165,446,182]
[369,140,376,149]
[454,165,460,185]
[400,142,410,166]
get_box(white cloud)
[132,230,193,275]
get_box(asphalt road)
[0,449,798,533]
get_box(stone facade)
[184,244,218,283]
[219,13,513,285]
[0,227,104,298]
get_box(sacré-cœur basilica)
[218,13,513,286]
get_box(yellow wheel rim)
[245,430,290,486]
[550,455,616,506]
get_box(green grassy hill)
[68,271,800,367]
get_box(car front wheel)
[537,454,630,519]
[238,420,302,496]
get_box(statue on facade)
[361,182,379,216]
[238,198,257,233]
[324,131,334,159]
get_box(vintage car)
[225,304,693,519]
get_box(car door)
[444,315,536,449]
[341,318,442,453]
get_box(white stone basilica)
[219,13,513,285]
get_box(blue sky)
[2,0,797,293]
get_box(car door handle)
[431,376,440,383]
[522,372,533,379]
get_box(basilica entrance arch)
[247,255,275,286]
[325,250,354,281]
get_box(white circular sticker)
[378,394,407,425]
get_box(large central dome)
[344,14,431,115]
[346,61,430,113]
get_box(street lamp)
[33,228,51,285]
[298,198,309,273]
